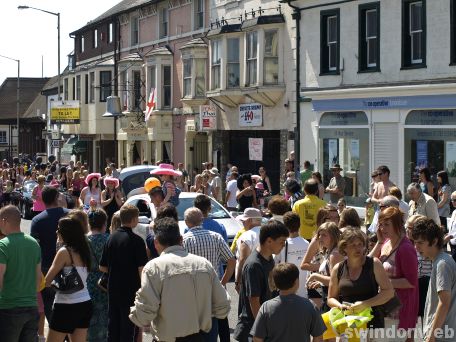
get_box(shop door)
[409,140,444,184]
[229,130,281,194]
[192,133,208,174]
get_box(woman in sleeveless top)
[419,167,434,198]
[32,175,46,214]
[258,166,272,195]
[80,173,102,209]
[101,177,123,231]
[370,207,418,339]
[306,222,343,312]
[328,228,394,330]
[45,216,93,342]
[236,174,257,211]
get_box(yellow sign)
[50,100,80,124]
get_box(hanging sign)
[239,103,263,127]
[199,105,217,130]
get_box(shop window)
[246,31,258,86]
[89,72,95,103]
[131,17,139,45]
[320,9,340,75]
[76,75,81,101]
[359,2,380,72]
[100,71,112,102]
[402,0,426,68]
[451,0,456,64]
[211,40,221,90]
[227,38,240,88]
[319,111,369,206]
[404,110,456,188]
[183,59,192,97]
[264,30,279,84]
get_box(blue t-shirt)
[184,218,227,242]
[30,207,70,271]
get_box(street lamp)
[0,54,20,160]
[18,5,61,160]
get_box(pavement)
[21,218,240,342]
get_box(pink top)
[380,237,419,330]
[33,186,46,212]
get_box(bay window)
[246,31,258,86]
[264,30,278,84]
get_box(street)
[20,217,240,342]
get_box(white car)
[125,192,243,244]
[119,165,158,197]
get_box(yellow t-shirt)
[230,228,246,254]
[292,195,326,239]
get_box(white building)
[295,0,456,206]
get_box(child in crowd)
[251,263,326,341]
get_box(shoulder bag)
[51,247,84,294]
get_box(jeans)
[0,307,39,342]
[41,286,56,322]
[218,317,230,342]
[107,299,138,342]
[201,317,218,342]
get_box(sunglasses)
[379,205,389,209]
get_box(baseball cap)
[237,208,262,221]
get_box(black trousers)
[107,299,138,342]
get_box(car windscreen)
[24,182,37,193]
[121,172,152,196]
[176,197,231,221]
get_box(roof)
[0,78,50,120]
[70,0,159,35]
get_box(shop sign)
[405,110,456,125]
[51,140,63,148]
[239,103,263,127]
[248,138,263,161]
[199,105,217,130]
[50,101,80,124]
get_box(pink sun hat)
[86,173,101,185]
[150,163,182,177]
[251,174,261,182]
[103,177,120,188]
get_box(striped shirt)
[183,227,234,269]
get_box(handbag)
[51,248,84,294]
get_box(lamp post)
[0,54,20,160]
[18,5,61,161]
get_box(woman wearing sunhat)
[150,164,182,207]
[80,173,102,209]
[101,177,123,230]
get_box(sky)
[0,0,120,85]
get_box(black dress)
[103,189,120,230]
[238,194,254,212]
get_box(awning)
[61,137,88,155]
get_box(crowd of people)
[1,156,456,342]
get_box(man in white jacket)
[129,217,231,341]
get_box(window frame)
[131,17,139,45]
[84,74,89,104]
[162,65,172,109]
[93,29,98,48]
[108,22,113,44]
[401,0,426,69]
[80,35,85,53]
[226,37,240,88]
[133,70,142,110]
[263,29,279,85]
[246,31,258,86]
[183,59,192,97]
[160,8,168,39]
[211,40,221,90]
[195,58,206,97]
[320,9,340,75]
[194,0,204,30]
[64,78,69,101]
[0,131,7,144]
[89,72,95,103]
[450,0,456,65]
[76,75,81,101]
[99,71,112,102]
[358,2,380,73]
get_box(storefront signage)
[199,105,217,130]
[248,138,263,161]
[239,103,263,127]
[312,94,456,112]
[405,110,456,125]
[50,101,80,124]
[320,111,368,126]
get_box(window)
[194,0,204,30]
[93,29,98,48]
[89,72,95,103]
[183,60,192,97]
[264,30,279,84]
[76,75,81,101]
[133,71,142,110]
[402,0,426,68]
[64,78,69,101]
[195,59,205,96]
[320,9,340,74]
[451,0,456,64]
[148,66,156,92]
[131,17,139,45]
[160,8,168,38]
[80,35,85,53]
[108,23,113,43]
[246,31,258,86]
[100,71,112,102]
[72,78,76,100]
[359,3,380,71]
[85,74,89,104]
[0,131,7,144]
[211,40,221,89]
[227,38,240,88]
[162,66,171,108]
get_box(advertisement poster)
[50,100,80,124]
[416,140,428,169]
[446,141,456,177]
[248,138,263,161]
[328,139,338,167]
[199,105,217,130]
[350,139,360,170]
[239,103,263,127]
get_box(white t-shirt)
[236,226,261,260]
[210,176,222,202]
[226,179,238,208]
[274,236,310,298]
